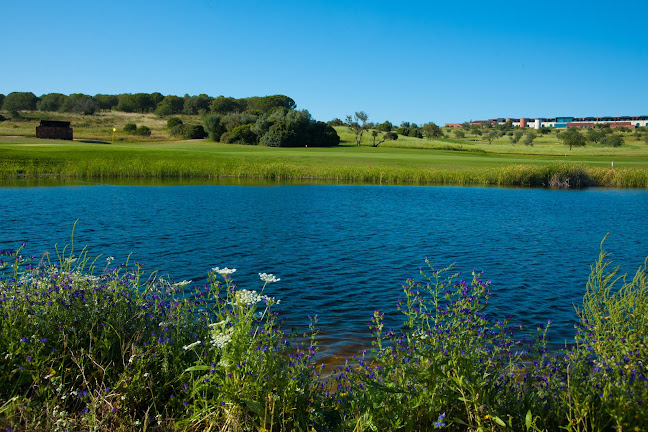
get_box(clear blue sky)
[2,0,647,125]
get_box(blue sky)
[2,0,647,125]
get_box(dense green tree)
[210,96,247,114]
[587,128,603,144]
[561,127,586,150]
[400,122,411,129]
[384,132,398,141]
[461,122,470,131]
[509,130,523,144]
[327,118,344,127]
[183,94,213,115]
[155,96,184,116]
[454,130,465,139]
[484,130,500,144]
[37,93,68,112]
[258,109,338,147]
[221,124,257,145]
[246,95,296,113]
[346,111,369,146]
[408,128,423,138]
[61,94,99,115]
[375,121,393,132]
[396,127,410,136]
[3,92,38,116]
[600,134,624,147]
[181,125,207,139]
[422,122,443,138]
[115,93,156,113]
[94,94,119,111]
[203,114,227,141]
[523,131,536,146]
[371,130,384,147]
[150,92,164,107]
[123,123,137,133]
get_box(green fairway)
[2,114,648,187]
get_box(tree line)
[0,91,297,118]
[0,91,340,147]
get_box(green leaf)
[525,410,532,430]
[452,417,470,426]
[493,416,506,427]
[242,398,264,417]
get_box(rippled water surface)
[2,184,647,357]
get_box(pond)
[2,184,647,359]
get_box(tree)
[183,94,213,115]
[3,92,38,117]
[384,132,398,141]
[561,127,586,150]
[346,111,369,146]
[210,96,246,114]
[454,130,465,139]
[123,123,137,133]
[408,128,423,138]
[460,122,470,131]
[94,94,119,111]
[509,130,523,144]
[422,122,443,138]
[586,128,603,144]
[371,130,385,147]
[37,93,68,112]
[61,94,99,115]
[327,118,344,127]
[155,95,184,116]
[485,130,501,144]
[203,114,227,141]
[0,94,4,109]
[221,124,257,145]
[523,131,536,146]
[600,134,624,147]
[375,121,393,132]
[246,95,296,113]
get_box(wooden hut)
[36,120,73,140]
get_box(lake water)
[2,184,647,359]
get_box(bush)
[123,123,137,133]
[182,125,207,139]
[135,125,151,137]
[454,130,465,139]
[204,114,226,141]
[221,124,257,145]
[600,134,624,147]
[166,117,183,129]
[384,132,398,141]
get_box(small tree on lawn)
[561,127,586,150]
[346,111,369,146]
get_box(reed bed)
[2,158,647,188]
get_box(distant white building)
[502,116,648,129]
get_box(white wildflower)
[259,273,280,283]
[212,267,236,276]
[106,256,114,263]
[183,340,202,350]
[211,333,232,350]
[235,289,270,306]
[65,257,77,264]
[174,280,192,287]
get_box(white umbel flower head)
[174,280,192,287]
[212,267,236,276]
[259,273,280,283]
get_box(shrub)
[454,130,465,139]
[221,124,257,145]
[203,114,226,141]
[182,125,207,139]
[135,125,151,137]
[123,123,137,133]
[384,131,398,141]
[600,133,624,147]
[166,117,183,129]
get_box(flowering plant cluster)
[0,238,646,431]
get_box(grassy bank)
[2,112,648,187]
[1,239,646,431]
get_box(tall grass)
[2,156,647,187]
